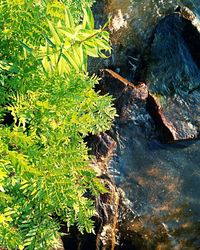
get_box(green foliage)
[38,6,111,74]
[48,0,96,22]
[0,1,115,249]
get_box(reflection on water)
[105,0,200,248]
[109,123,200,249]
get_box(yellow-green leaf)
[65,8,74,28]
[48,20,61,45]
[83,6,94,29]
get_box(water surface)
[105,0,200,249]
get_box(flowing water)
[103,0,200,249]
[110,124,200,249]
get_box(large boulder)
[143,7,200,140]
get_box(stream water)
[110,124,200,249]
[103,0,200,249]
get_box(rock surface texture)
[143,7,200,140]
[97,62,200,249]
[99,69,148,122]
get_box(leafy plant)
[38,6,111,74]
[0,1,115,249]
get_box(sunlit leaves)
[39,6,111,74]
[83,5,94,29]
[0,1,116,249]
[64,8,75,28]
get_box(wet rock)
[91,0,188,79]
[143,7,200,140]
[149,93,200,140]
[111,136,200,250]
[87,133,117,164]
[88,2,200,250]
[95,177,120,250]
[89,136,120,250]
[99,69,149,124]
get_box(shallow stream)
[104,0,200,249]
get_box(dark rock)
[99,69,149,124]
[62,129,119,250]
[143,7,200,140]
[88,3,200,250]
[91,0,188,80]
[86,133,117,163]
[95,178,120,250]
[149,93,200,140]
[148,138,197,150]
[146,94,175,141]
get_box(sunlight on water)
[105,0,200,248]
